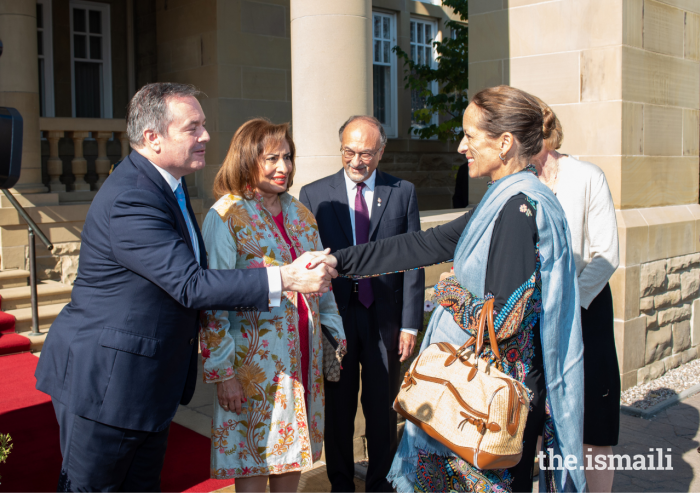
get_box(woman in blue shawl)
[319,86,586,492]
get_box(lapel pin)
[377,197,382,207]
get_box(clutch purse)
[321,325,346,382]
[393,299,531,470]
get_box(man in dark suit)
[35,83,335,492]
[300,115,424,492]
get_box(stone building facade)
[1,0,700,392]
[637,253,700,382]
[0,0,464,283]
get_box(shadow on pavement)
[613,392,700,492]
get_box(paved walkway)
[613,393,700,492]
[175,356,700,492]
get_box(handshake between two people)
[279,248,339,294]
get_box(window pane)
[373,65,391,125]
[374,40,381,62]
[410,45,416,62]
[89,10,102,34]
[383,41,390,64]
[411,88,427,127]
[417,23,423,44]
[382,17,390,39]
[425,47,432,65]
[75,61,102,118]
[410,22,415,42]
[90,36,102,60]
[74,8,86,33]
[37,31,44,56]
[425,25,432,43]
[37,3,44,28]
[374,15,381,38]
[416,45,423,65]
[74,34,87,58]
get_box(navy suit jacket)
[35,151,270,432]
[299,169,424,350]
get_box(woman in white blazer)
[532,99,620,493]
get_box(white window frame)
[37,0,55,117]
[69,0,112,118]
[409,17,439,139]
[416,0,442,4]
[372,11,398,139]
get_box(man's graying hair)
[338,115,387,148]
[126,83,202,147]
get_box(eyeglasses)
[340,147,379,163]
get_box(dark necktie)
[354,182,374,308]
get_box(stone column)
[0,1,48,193]
[94,132,112,188]
[289,0,373,195]
[70,132,90,191]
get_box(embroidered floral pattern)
[519,203,532,217]
[200,193,346,479]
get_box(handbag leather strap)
[459,298,500,361]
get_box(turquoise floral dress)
[200,192,346,480]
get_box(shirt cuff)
[401,328,418,336]
[267,266,281,307]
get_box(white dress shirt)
[343,170,416,336]
[149,161,281,307]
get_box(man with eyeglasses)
[300,115,424,492]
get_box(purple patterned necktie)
[354,182,374,308]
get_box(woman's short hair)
[470,85,559,159]
[213,118,295,200]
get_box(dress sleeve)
[333,211,471,277]
[577,171,619,308]
[199,208,239,384]
[434,195,539,346]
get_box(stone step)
[26,332,47,353]
[8,302,68,333]
[0,281,73,311]
[0,269,30,289]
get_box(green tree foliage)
[393,0,468,141]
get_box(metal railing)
[1,190,53,336]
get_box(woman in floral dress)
[200,118,346,492]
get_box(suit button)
[189,338,195,345]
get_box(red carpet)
[0,353,235,492]
[0,294,28,356]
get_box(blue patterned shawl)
[388,171,586,492]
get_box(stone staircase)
[0,269,72,353]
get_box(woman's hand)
[217,377,247,414]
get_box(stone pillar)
[94,132,112,188]
[46,131,65,192]
[289,0,373,196]
[469,0,700,390]
[0,1,48,193]
[70,132,90,191]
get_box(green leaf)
[254,422,267,430]
[258,328,271,337]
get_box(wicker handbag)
[393,299,530,470]
[321,325,346,382]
